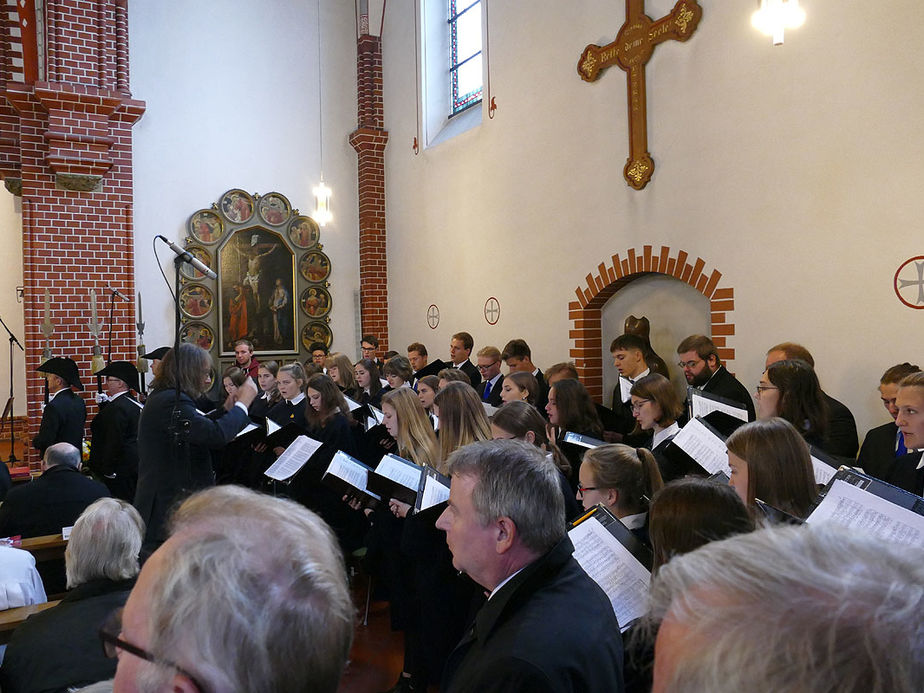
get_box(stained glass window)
[449,0,482,115]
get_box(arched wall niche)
[569,245,737,403]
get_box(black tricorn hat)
[36,357,84,391]
[142,346,170,361]
[96,361,139,388]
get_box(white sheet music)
[809,455,838,485]
[376,454,423,491]
[690,390,748,422]
[369,406,384,424]
[325,451,379,499]
[671,418,731,475]
[420,472,451,510]
[266,418,281,435]
[569,517,651,632]
[806,479,924,549]
[343,395,362,412]
[264,435,324,481]
[234,422,259,439]
[482,402,498,417]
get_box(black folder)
[808,467,924,517]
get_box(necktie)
[897,431,907,457]
[483,380,492,401]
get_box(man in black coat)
[677,335,755,420]
[449,331,481,387]
[475,346,505,407]
[32,356,86,456]
[436,440,624,693]
[88,361,143,501]
[0,442,108,539]
[502,339,549,412]
[765,343,858,458]
[0,497,140,693]
[856,362,920,478]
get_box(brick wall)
[350,33,389,353]
[569,245,736,402]
[1,0,144,465]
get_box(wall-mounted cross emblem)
[578,0,702,190]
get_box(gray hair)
[647,524,924,693]
[446,439,565,555]
[66,498,143,588]
[44,442,80,469]
[142,486,353,693]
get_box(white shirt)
[489,566,526,600]
[652,421,680,449]
[287,392,306,405]
[620,511,647,531]
[0,546,47,610]
[618,368,650,403]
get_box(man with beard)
[676,335,755,421]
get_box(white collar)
[620,511,647,530]
[287,392,305,405]
[652,421,680,448]
[619,367,650,402]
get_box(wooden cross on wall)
[578,0,702,190]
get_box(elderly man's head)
[435,439,565,591]
[43,442,81,471]
[648,524,924,693]
[66,498,143,589]
[112,486,353,693]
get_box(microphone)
[107,285,130,302]
[156,235,217,280]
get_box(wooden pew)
[0,601,59,645]
[19,533,67,562]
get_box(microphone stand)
[169,256,191,460]
[0,314,24,464]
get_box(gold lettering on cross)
[578,0,702,190]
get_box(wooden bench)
[0,601,60,645]
[19,533,67,563]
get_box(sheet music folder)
[568,504,652,632]
[662,413,742,478]
[321,450,381,508]
[808,467,924,517]
[367,453,424,506]
[562,431,606,450]
[688,387,749,425]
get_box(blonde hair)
[382,388,442,472]
[434,382,491,461]
[581,444,663,516]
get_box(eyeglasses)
[99,608,205,690]
[576,484,600,497]
[677,359,703,370]
[630,399,650,413]
[477,361,499,372]
[755,385,779,395]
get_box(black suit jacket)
[0,578,133,692]
[413,358,447,382]
[884,451,924,497]
[702,366,756,421]
[135,388,250,549]
[32,389,86,456]
[857,421,899,480]
[441,537,624,693]
[822,392,859,459]
[534,369,550,414]
[88,394,141,480]
[457,360,482,387]
[476,374,505,407]
[0,465,109,539]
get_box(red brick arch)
[569,246,736,402]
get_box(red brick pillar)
[1,1,145,464]
[349,34,389,352]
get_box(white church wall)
[129,0,359,361]
[381,0,924,437]
[0,189,25,414]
